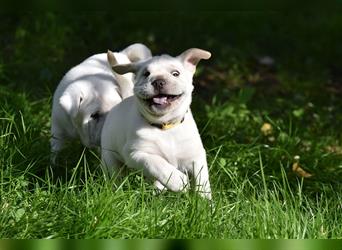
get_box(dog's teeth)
[153,97,168,104]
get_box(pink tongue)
[153,96,168,105]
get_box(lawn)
[0,12,342,239]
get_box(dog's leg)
[101,149,125,180]
[128,151,189,192]
[50,135,66,165]
[192,156,212,200]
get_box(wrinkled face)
[111,48,211,122]
[133,55,194,117]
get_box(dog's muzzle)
[151,78,166,91]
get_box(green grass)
[1,79,342,238]
[1,12,342,239]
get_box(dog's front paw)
[198,190,212,200]
[152,180,167,196]
[165,171,189,192]
[153,180,167,192]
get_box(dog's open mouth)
[146,94,182,107]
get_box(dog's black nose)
[151,79,166,89]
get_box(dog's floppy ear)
[59,94,73,114]
[59,92,83,118]
[111,63,139,75]
[107,50,119,67]
[178,48,211,73]
[107,50,135,99]
[107,50,131,67]
[108,50,139,75]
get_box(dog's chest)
[137,125,202,169]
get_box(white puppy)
[101,48,212,199]
[51,43,152,164]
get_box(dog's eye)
[90,112,101,120]
[171,70,180,77]
[143,70,150,78]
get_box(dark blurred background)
[1,12,342,97]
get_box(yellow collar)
[150,117,185,130]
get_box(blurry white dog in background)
[51,43,152,164]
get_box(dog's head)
[111,48,211,124]
[59,83,120,148]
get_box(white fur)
[51,43,152,164]
[101,48,212,199]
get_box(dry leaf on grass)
[261,123,273,136]
[292,162,313,178]
[325,145,342,155]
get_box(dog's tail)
[120,43,152,63]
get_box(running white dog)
[51,43,152,164]
[101,48,212,199]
